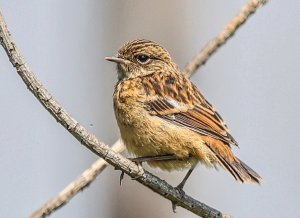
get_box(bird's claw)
[119,171,125,186]
[172,201,178,213]
[171,183,186,213]
[119,158,143,185]
[175,183,186,198]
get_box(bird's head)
[105,39,177,81]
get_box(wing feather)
[143,73,239,147]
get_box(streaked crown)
[118,39,172,63]
[106,39,177,80]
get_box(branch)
[30,140,124,218]
[0,11,222,218]
[183,0,269,77]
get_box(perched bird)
[106,39,261,191]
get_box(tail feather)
[215,153,244,182]
[216,153,261,184]
[236,158,262,184]
[203,137,262,184]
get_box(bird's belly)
[116,109,213,171]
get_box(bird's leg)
[172,164,197,213]
[130,154,177,163]
[176,166,195,195]
[119,154,177,185]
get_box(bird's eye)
[136,54,150,64]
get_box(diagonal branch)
[0,11,222,218]
[183,0,269,77]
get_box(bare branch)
[0,11,223,218]
[30,140,124,218]
[183,0,269,77]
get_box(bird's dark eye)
[136,54,150,64]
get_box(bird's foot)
[172,183,186,213]
[175,183,186,198]
[119,157,143,185]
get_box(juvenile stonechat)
[106,39,261,191]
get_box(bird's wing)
[144,73,239,147]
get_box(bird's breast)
[113,79,147,126]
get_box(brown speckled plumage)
[106,39,261,184]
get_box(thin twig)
[183,0,269,77]
[30,140,124,218]
[0,11,223,218]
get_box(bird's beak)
[105,56,130,64]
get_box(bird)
[105,39,261,192]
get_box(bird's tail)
[215,153,261,184]
[203,138,262,184]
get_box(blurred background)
[0,1,299,217]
